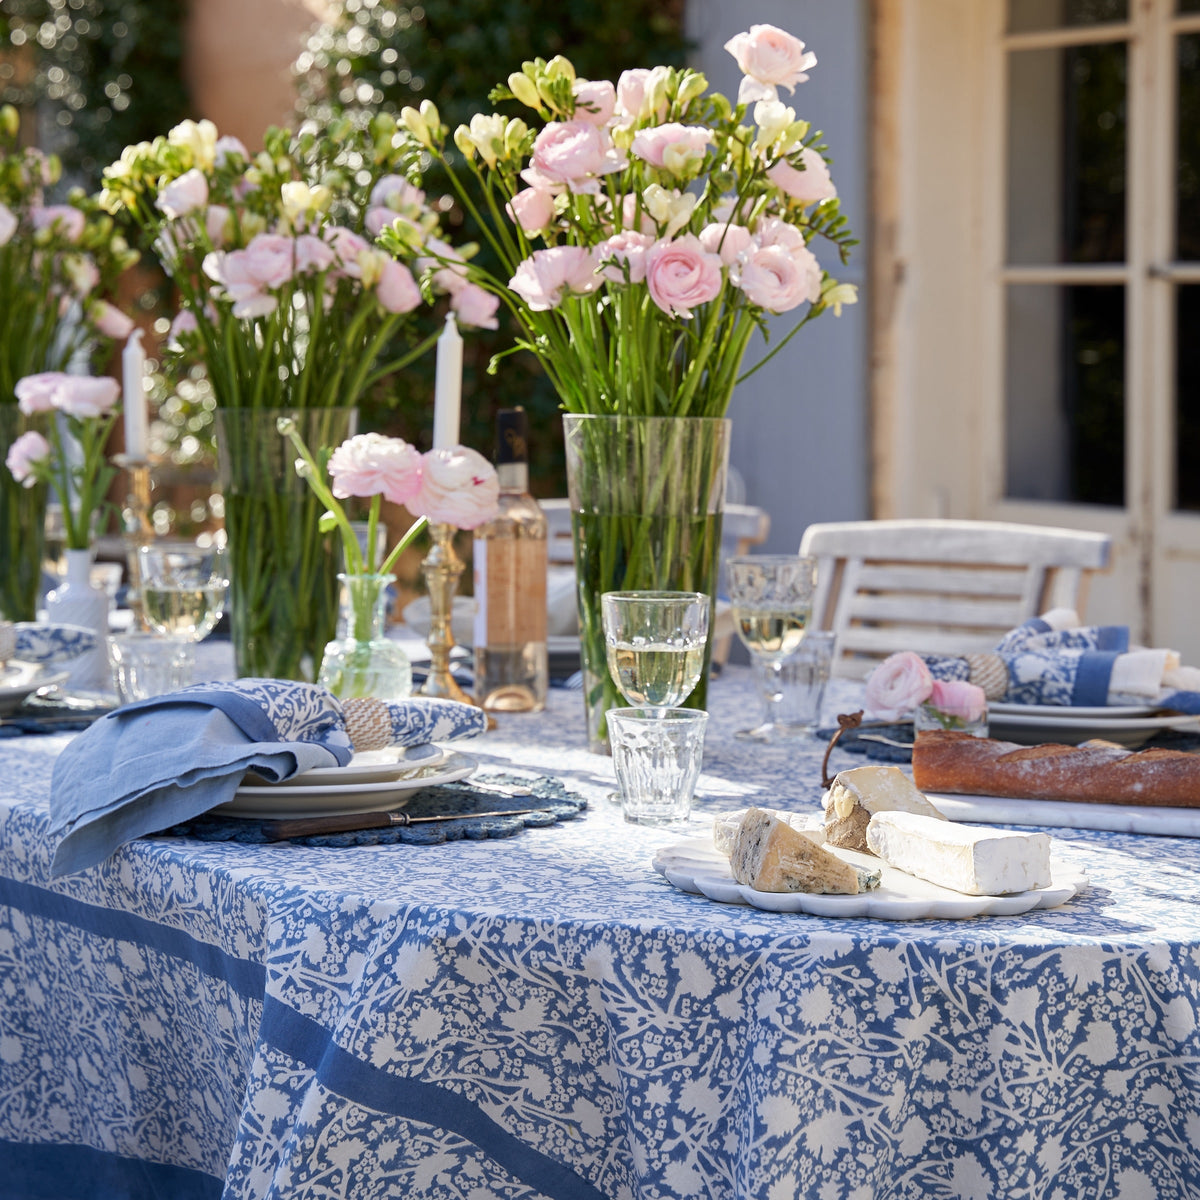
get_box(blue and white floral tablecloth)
[3,668,1200,1199]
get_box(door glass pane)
[1177,286,1200,510]
[1007,44,1127,264]
[1008,0,1127,33]
[1179,34,1200,260]
[1006,284,1125,506]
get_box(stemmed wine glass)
[136,536,229,686]
[601,591,710,709]
[726,554,816,741]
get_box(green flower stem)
[379,514,427,577]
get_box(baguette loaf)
[911,729,1200,807]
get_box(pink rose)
[375,259,422,314]
[573,79,616,126]
[698,222,753,266]
[14,373,64,414]
[732,243,821,312]
[156,169,210,220]
[414,447,500,530]
[451,283,500,330]
[89,301,136,339]
[506,188,557,234]
[928,680,988,725]
[724,24,817,103]
[864,651,933,720]
[295,234,337,274]
[631,123,713,173]
[599,231,655,284]
[5,430,51,487]
[509,246,600,311]
[644,235,724,318]
[767,148,838,205]
[32,205,86,242]
[52,374,121,419]
[326,226,371,278]
[328,433,423,508]
[521,121,626,195]
[0,203,17,246]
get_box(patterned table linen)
[3,676,1200,1199]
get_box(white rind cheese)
[823,765,946,853]
[713,808,824,857]
[731,807,878,894]
[866,811,1052,896]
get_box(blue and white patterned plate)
[244,743,445,788]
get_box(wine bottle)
[473,407,549,711]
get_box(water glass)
[107,632,194,703]
[608,707,709,826]
[765,629,836,735]
[601,591,709,709]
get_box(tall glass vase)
[317,572,412,701]
[563,414,730,753]
[0,407,48,621]
[215,407,357,681]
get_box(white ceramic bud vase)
[46,548,112,693]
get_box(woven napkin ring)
[964,653,1008,700]
[341,697,391,751]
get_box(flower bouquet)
[99,116,497,680]
[391,24,857,746]
[279,417,499,700]
[0,104,137,620]
[865,651,989,737]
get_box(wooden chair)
[798,519,1112,679]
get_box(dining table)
[3,651,1200,1200]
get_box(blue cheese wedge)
[713,808,824,857]
[823,765,946,853]
[731,807,880,895]
[866,811,1052,896]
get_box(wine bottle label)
[473,538,547,646]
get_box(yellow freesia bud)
[545,55,576,83]
[644,66,672,121]
[453,125,476,159]
[419,99,441,137]
[820,280,859,317]
[507,72,542,111]
[0,105,18,140]
[753,100,794,155]
[504,117,528,157]
[467,113,507,168]
[401,105,430,147]
[643,184,697,238]
[169,118,219,171]
[676,71,708,107]
[358,247,388,289]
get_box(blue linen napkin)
[48,678,488,877]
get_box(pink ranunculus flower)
[521,121,626,195]
[168,309,199,347]
[573,79,616,126]
[928,680,988,725]
[506,188,557,234]
[205,204,233,247]
[326,226,371,278]
[294,234,337,275]
[415,446,500,530]
[599,231,655,284]
[418,235,470,294]
[375,259,422,314]
[53,374,121,419]
[864,651,934,720]
[509,246,601,311]
[0,202,17,246]
[370,174,426,214]
[213,135,249,166]
[767,148,838,206]
[14,372,64,414]
[5,430,51,487]
[615,66,670,122]
[699,221,753,266]
[32,205,85,242]
[631,123,713,174]
[156,168,210,220]
[328,433,424,508]
[89,301,136,339]
[451,283,500,330]
[733,243,821,312]
[644,235,724,318]
[725,24,817,104]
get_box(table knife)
[259,806,539,841]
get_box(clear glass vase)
[563,414,730,753]
[317,572,412,701]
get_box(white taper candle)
[122,328,148,460]
[432,312,463,450]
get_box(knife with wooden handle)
[259,807,540,841]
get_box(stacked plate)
[987,701,1200,748]
[216,743,477,819]
[0,661,69,717]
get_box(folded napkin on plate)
[0,621,99,665]
[48,678,488,877]
[921,609,1200,712]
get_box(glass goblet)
[136,536,229,686]
[726,554,817,741]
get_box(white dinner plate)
[988,701,1163,719]
[0,662,69,717]
[243,743,444,787]
[987,708,1200,748]
[652,837,1088,921]
[216,749,476,818]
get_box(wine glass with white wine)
[136,536,229,686]
[601,591,710,709]
[726,555,816,741]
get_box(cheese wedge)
[713,808,824,857]
[866,810,1052,896]
[823,765,946,853]
[731,807,877,894]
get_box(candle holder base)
[117,455,155,632]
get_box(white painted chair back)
[798,519,1112,679]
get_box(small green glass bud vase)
[317,573,412,701]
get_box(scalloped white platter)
[0,662,69,717]
[652,837,1088,920]
[242,743,445,788]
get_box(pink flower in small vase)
[509,246,600,311]
[451,283,500,330]
[53,375,121,419]
[928,680,988,725]
[415,447,500,530]
[864,651,933,720]
[5,430,51,487]
[328,433,424,508]
[645,235,724,318]
[725,24,817,104]
[766,148,838,206]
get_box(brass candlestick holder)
[118,455,155,631]
[417,521,474,705]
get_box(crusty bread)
[911,729,1200,807]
